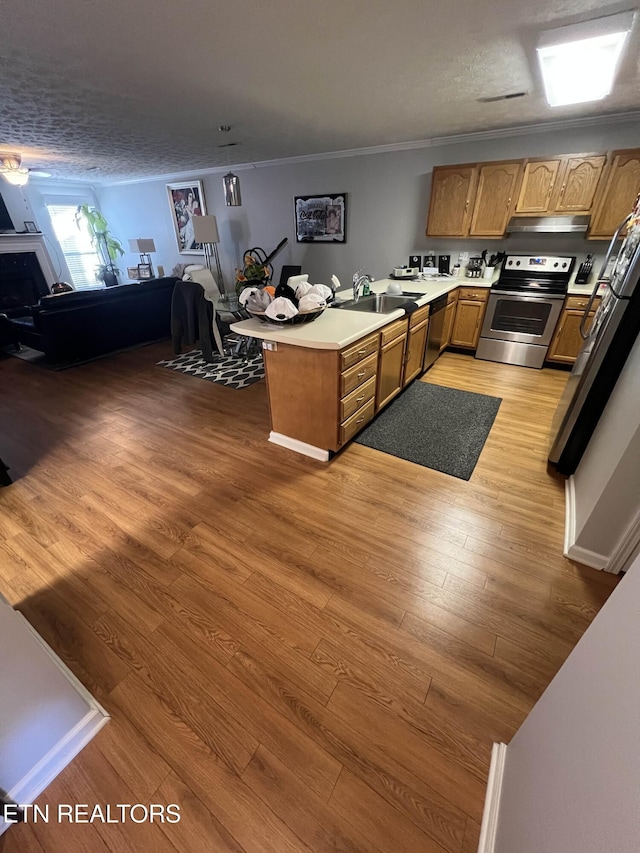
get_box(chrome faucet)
[352,269,374,302]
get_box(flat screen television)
[0,191,15,231]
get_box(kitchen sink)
[334,294,418,313]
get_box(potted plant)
[235,252,270,296]
[75,205,124,287]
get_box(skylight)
[537,12,635,107]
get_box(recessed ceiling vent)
[477,92,528,103]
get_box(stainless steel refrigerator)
[549,200,640,475]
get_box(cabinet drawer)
[458,287,488,302]
[447,288,459,304]
[380,318,408,346]
[340,333,380,371]
[566,295,601,310]
[340,375,376,422]
[340,352,378,397]
[409,304,430,328]
[339,397,376,445]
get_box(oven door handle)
[581,213,631,339]
[490,290,566,299]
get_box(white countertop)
[230,275,472,350]
[230,271,605,350]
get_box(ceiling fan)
[0,153,51,187]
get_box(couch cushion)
[37,277,177,312]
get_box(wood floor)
[0,344,619,853]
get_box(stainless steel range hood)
[506,215,590,234]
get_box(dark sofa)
[3,277,178,361]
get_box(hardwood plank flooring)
[0,344,619,852]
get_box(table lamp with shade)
[128,238,156,278]
[192,215,225,292]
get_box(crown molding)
[99,110,640,187]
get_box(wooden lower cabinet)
[339,397,376,445]
[441,298,457,352]
[403,317,428,386]
[450,288,488,350]
[376,326,408,410]
[546,296,601,364]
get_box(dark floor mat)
[354,381,501,480]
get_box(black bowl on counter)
[247,307,326,325]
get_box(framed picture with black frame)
[294,194,346,242]
[166,179,206,254]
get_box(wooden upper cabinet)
[515,159,561,214]
[469,161,521,236]
[552,155,606,213]
[426,165,478,237]
[589,149,640,239]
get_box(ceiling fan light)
[1,169,29,187]
[537,12,634,107]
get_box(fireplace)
[0,252,50,315]
[0,233,58,316]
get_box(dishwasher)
[423,293,448,370]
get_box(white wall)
[569,332,640,567]
[0,183,37,232]
[492,551,640,853]
[95,118,640,292]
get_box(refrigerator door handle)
[579,280,602,340]
[580,214,632,339]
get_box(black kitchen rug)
[157,349,265,389]
[354,382,501,480]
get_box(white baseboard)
[565,543,608,570]
[269,431,330,461]
[0,611,110,836]
[478,742,507,853]
[564,477,608,570]
[563,477,576,558]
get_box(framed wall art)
[294,194,346,242]
[127,266,140,280]
[166,180,207,254]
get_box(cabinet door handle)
[559,182,566,199]
[356,395,365,403]
[464,199,469,212]
[357,348,367,355]
[357,370,366,378]
[356,417,365,424]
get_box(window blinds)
[46,204,102,289]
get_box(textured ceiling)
[0,0,639,182]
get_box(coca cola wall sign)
[294,194,346,243]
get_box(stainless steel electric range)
[476,254,576,369]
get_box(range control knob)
[516,260,521,266]
[554,262,559,267]
[562,262,567,268]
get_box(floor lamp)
[192,215,225,293]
